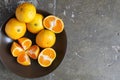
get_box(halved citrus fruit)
[15,2,36,23]
[36,29,56,48]
[26,45,40,59]
[26,13,44,34]
[43,15,64,33]
[5,18,26,40]
[11,42,24,57]
[18,37,32,50]
[17,52,31,66]
[38,48,56,67]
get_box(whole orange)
[15,2,36,23]
[5,18,26,40]
[27,13,44,34]
[36,29,56,48]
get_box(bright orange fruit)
[11,42,24,57]
[15,2,36,23]
[26,45,40,59]
[17,52,31,66]
[36,29,56,48]
[5,18,26,40]
[38,48,56,67]
[43,15,64,33]
[18,37,32,50]
[26,13,44,34]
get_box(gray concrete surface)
[1,0,120,80]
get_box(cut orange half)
[11,42,24,57]
[18,37,32,50]
[26,45,40,59]
[38,48,56,67]
[17,51,31,66]
[43,15,64,33]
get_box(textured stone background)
[1,0,120,80]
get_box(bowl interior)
[0,10,67,78]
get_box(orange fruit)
[36,29,56,48]
[26,13,44,34]
[43,15,64,33]
[5,18,26,40]
[26,45,40,59]
[15,2,36,23]
[11,42,24,57]
[18,37,32,50]
[38,48,56,67]
[17,52,31,66]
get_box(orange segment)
[39,56,51,66]
[52,20,63,32]
[26,45,40,59]
[38,48,56,67]
[44,17,55,28]
[42,48,56,59]
[43,15,64,33]
[18,37,32,50]
[17,51,31,66]
[11,42,24,57]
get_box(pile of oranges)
[5,2,64,67]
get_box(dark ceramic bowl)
[0,10,67,78]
